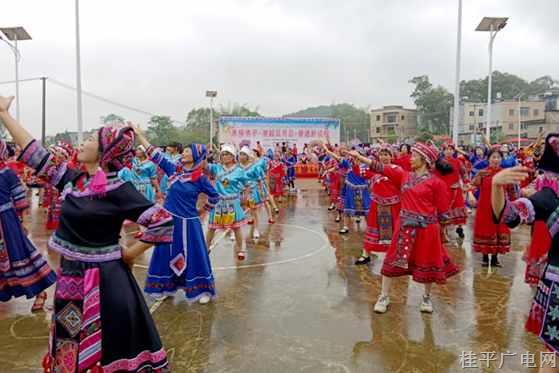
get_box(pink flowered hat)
[412,142,439,167]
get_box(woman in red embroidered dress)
[324,154,340,212]
[472,148,517,267]
[393,143,412,172]
[268,152,286,203]
[436,143,469,240]
[355,145,401,265]
[350,142,459,314]
[523,143,559,285]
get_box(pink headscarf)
[89,124,136,194]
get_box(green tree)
[100,113,126,125]
[219,103,260,117]
[527,75,558,96]
[176,104,261,146]
[416,130,434,143]
[460,72,558,101]
[53,131,74,145]
[146,115,178,146]
[289,103,369,143]
[409,75,453,135]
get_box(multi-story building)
[451,99,546,145]
[370,105,417,142]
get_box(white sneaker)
[374,295,390,313]
[420,295,433,313]
[253,229,260,239]
[229,232,235,241]
[199,295,211,304]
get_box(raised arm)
[322,144,341,161]
[491,167,530,220]
[245,157,269,180]
[0,96,34,149]
[348,150,404,188]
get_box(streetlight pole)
[486,24,496,141]
[516,94,523,149]
[452,0,462,145]
[75,0,84,144]
[41,77,47,146]
[206,90,218,149]
[476,17,507,143]
[14,34,20,122]
[0,27,31,123]
[209,97,214,145]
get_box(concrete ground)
[0,179,544,372]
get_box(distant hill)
[286,103,370,142]
[286,103,359,118]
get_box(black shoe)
[481,261,490,267]
[339,227,349,234]
[355,256,371,265]
[335,216,341,223]
[456,227,464,239]
[328,205,335,211]
[482,254,489,267]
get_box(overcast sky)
[1,0,558,137]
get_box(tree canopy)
[288,103,369,143]
[460,72,558,101]
[409,75,453,135]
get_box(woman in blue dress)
[0,139,56,310]
[119,146,160,202]
[205,144,267,260]
[500,143,517,168]
[468,145,489,205]
[323,145,371,234]
[135,129,220,305]
[284,151,297,194]
[253,148,275,224]
[239,147,271,239]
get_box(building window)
[508,123,514,130]
[376,115,381,121]
[469,111,475,117]
[401,115,405,120]
[534,109,540,117]
[539,126,544,133]
[479,109,484,116]
[386,114,397,123]
[375,127,380,133]
[520,107,530,117]
[521,123,528,130]
[478,123,484,129]
[469,125,474,131]
[509,109,515,116]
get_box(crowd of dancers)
[1,92,559,372]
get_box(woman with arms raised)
[0,95,173,373]
[491,135,559,373]
[349,142,459,314]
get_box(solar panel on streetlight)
[0,26,32,41]
[475,17,508,32]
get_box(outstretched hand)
[492,166,530,186]
[0,96,14,113]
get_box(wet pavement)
[0,180,546,372]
